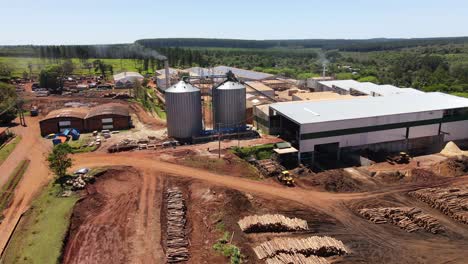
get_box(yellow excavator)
[278,171,295,186]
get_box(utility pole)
[237,123,240,148]
[218,123,222,159]
[16,101,26,127]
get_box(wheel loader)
[277,171,295,186]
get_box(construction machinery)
[386,152,411,165]
[277,171,295,187]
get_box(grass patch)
[0,136,22,165]
[153,103,167,120]
[0,159,30,221]
[66,135,97,154]
[1,183,79,264]
[143,89,167,120]
[213,231,243,264]
[180,155,261,180]
[231,143,275,160]
[451,92,468,98]
[0,56,156,77]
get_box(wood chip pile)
[265,253,329,264]
[358,207,444,233]
[165,187,189,263]
[253,236,348,260]
[409,186,468,225]
[238,214,309,233]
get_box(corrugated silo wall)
[166,91,203,139]
[213,88,246,129]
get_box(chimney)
[164,60,170,89]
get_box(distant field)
[0,57,155,77]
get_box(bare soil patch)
[298,169,368,192]
[62,166,164,264]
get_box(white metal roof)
[318,80,421,97]
[113,72,144,82]
[270,92,468,125]
[213,66,274,80]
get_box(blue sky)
[1,0,467,45]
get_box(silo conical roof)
[216,81,245,90]
[166,80,200,93]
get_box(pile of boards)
[358,207,444,233]
[409,186,468,225]
[253,236,348,261]
[165,187,189,263]
[238,214,308,233]
[265,253,329,264]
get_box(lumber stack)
[265,253,329,264]
[253,236,348,260]
[238,214,309,233]
[409,186,468,225]
[358,207,444,233]
[165,187,189,263]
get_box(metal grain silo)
[213,80,246,130]
[165,80,202,140]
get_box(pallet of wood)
[253,236,348,260]
[358,207,444,234]
[238,214,309,233]
[409,186,468,225]
[265,253,329,264]
[165,187,190,263]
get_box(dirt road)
[0,117,52,253]
[72,151,468,263]
[73,152,467,206]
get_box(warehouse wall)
[85,115,131,132]
[299,128,406,153]
[299,123,444,153]
[442,120,468,141]
[39,118,85,136]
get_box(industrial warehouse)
[257,92,468,164]
[39,103,131,136]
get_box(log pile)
[253,236,348,260]
[409,186,468,225]
[165,187,189,263]
[238,214,309,233]
[265,253,329,264]
[358,207,444,233]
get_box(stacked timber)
[409,186,468,225]
[253,236,348,260]
[265,253,329,264]
[358,207,444,234]
[165,187,189,263]
[238,214,309,233]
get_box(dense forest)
[136,37,468,52]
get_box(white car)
[74,168,90,175]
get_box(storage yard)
[1,66,468,264]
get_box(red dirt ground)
[62,167,164,264]
[70,151,468,263]
[129,102,165,129]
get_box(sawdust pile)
[440,141,467,157]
